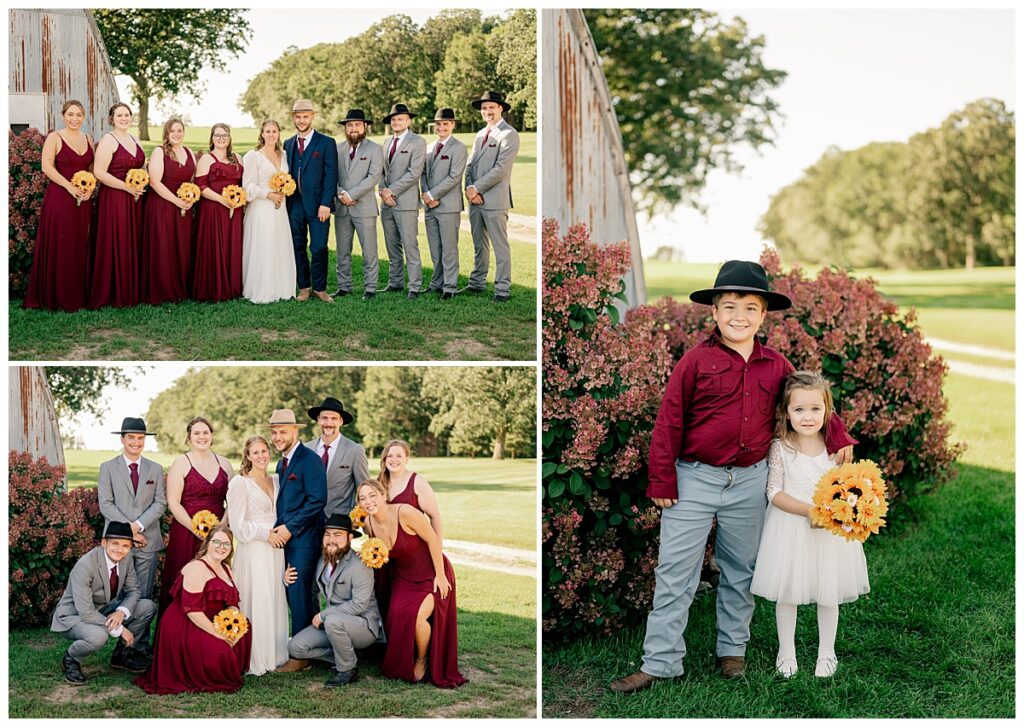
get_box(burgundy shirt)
[646,332,857,500]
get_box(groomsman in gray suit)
[96,417,166,654]
[304,397,370,517]
[51,521,157,684]
[280,513,381,687]
[379,103,427,299]
[421,108,468,299]
[465,90,521,303]
[334,109,384,300]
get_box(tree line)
[141,367,535,460]
[240,10,537,134]
[761,98,1015,270]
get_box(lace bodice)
[225,474,279,543]
[766,439,834,504]
[242,149,288,201]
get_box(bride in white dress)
[225,435,289,675]
[241,120,296,303]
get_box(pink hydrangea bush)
[8,128,50,297]
[9,451,103,628]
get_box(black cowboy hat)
[110,417,156,435]
[307,397,354,425]
[689,260,792,311]
[338,108,372,125]
[471,90,511,112]
[103,521,135,541]
[433,108,457,122]
[324,512,362,537]
[382,103,417,123]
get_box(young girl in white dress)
[751,371,870,678]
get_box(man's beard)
[322,542,350,566]
[347,130,366,146]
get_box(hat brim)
[383,112,417,123]
[307,406,354,425]
[338,118,372,125]
[268,421,308,428]
[324,525,362,538]
[689,286,792,311]
[292,108,316,115]
[111,430,156,435]
[472,99,511,111]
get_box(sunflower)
[213,607,249,643]
[349,505,368,531]
[359,537,390,569]
[191,509,220,537]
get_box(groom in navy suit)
[284,99,339,303]
[269,408,327,636]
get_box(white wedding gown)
[225,473,289,675]
[242,150,297,303]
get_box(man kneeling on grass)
[51,521,156,684]
[278,513,381,687]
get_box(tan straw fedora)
[268,408,307,427]
[291,99,317,114]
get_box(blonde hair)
[240,435,271,476]
[255,119,283,153]
[774,370,834,448]
[376,439,411,491]
[62,99,85,116]
[161,117,186,164]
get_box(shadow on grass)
[542,463,1014,718]
[9,610,535,718]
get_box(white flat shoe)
[815,656,838,677]
[775,656,798,678]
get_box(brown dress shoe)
[609,670,662,694]
[296,288,312,301]
[717,655,746,679]
[276,658,312,673]
[313,290,334,303]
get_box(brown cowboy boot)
[609,670,663,694]
[717,655,746,679]
[296,288,311,301]
[276,658,312,673]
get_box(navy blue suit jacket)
[284,130,338,218]
[275,442,327,549]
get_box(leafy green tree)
[45,367,139,418]
[584,9,786,214]
[434,31,500,130]
[487,9,538,129]
[93,9,252,140]
[353,368,433,456]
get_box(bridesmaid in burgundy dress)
[192,123,244,302]
[24,100,96,311]
[88,102,145,309]
[141,117,196,304]
[358,480,466,689]
[136,524,252,694]
[160,417,232,613]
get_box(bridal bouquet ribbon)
[810,460,889,542]
[269,171,297,196]
[125,168,149,200]
[213,607,249,644]
[222,184,247,218]
[359,537,390,569]
[176,181,201,216]
[70,171,96,206]
[191,509,220,538]
[349,505,368,531]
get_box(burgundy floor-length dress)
[141,150,196,304]
[136,560,251,694]
[375,472,427,622]
[160,458,229,613]
[192,155,244,302]
[380,504,466,689]
[88,138,145,309]
[24,138,94,311]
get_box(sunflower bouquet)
[222,184,247,218]
[125,168,149,200]
[213,607,249,644]
[349,505,368,531]
[70,170,96,206]
[809,460,889,542]
[359,537,390,569]
[176,181,201,216]
[191,509,220,538]
[269,171,297,196]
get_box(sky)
[636,8,1015,261]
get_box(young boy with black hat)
[611,260,856,693]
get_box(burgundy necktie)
[129,462,139,495]
[434,142,444,159]
[321,443,330,469]
[349,145,356,161]
[482,128,491,147]
[298,136,306,156]
[110,565,119,598]
[389,136,399,162]
[282,456,289,472]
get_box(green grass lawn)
[64,452,536,552]
[8,565,536,718]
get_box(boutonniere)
[288,474,298,481]
[312,151,321,159]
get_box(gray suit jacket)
[382,131,427,211]
[315,549,381,637]
[465,119,520,210]
[50,546,142,633]
[336,138,383,219]
[422,136,467,215]
[97,455,166,553]
[304,435,370,517]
